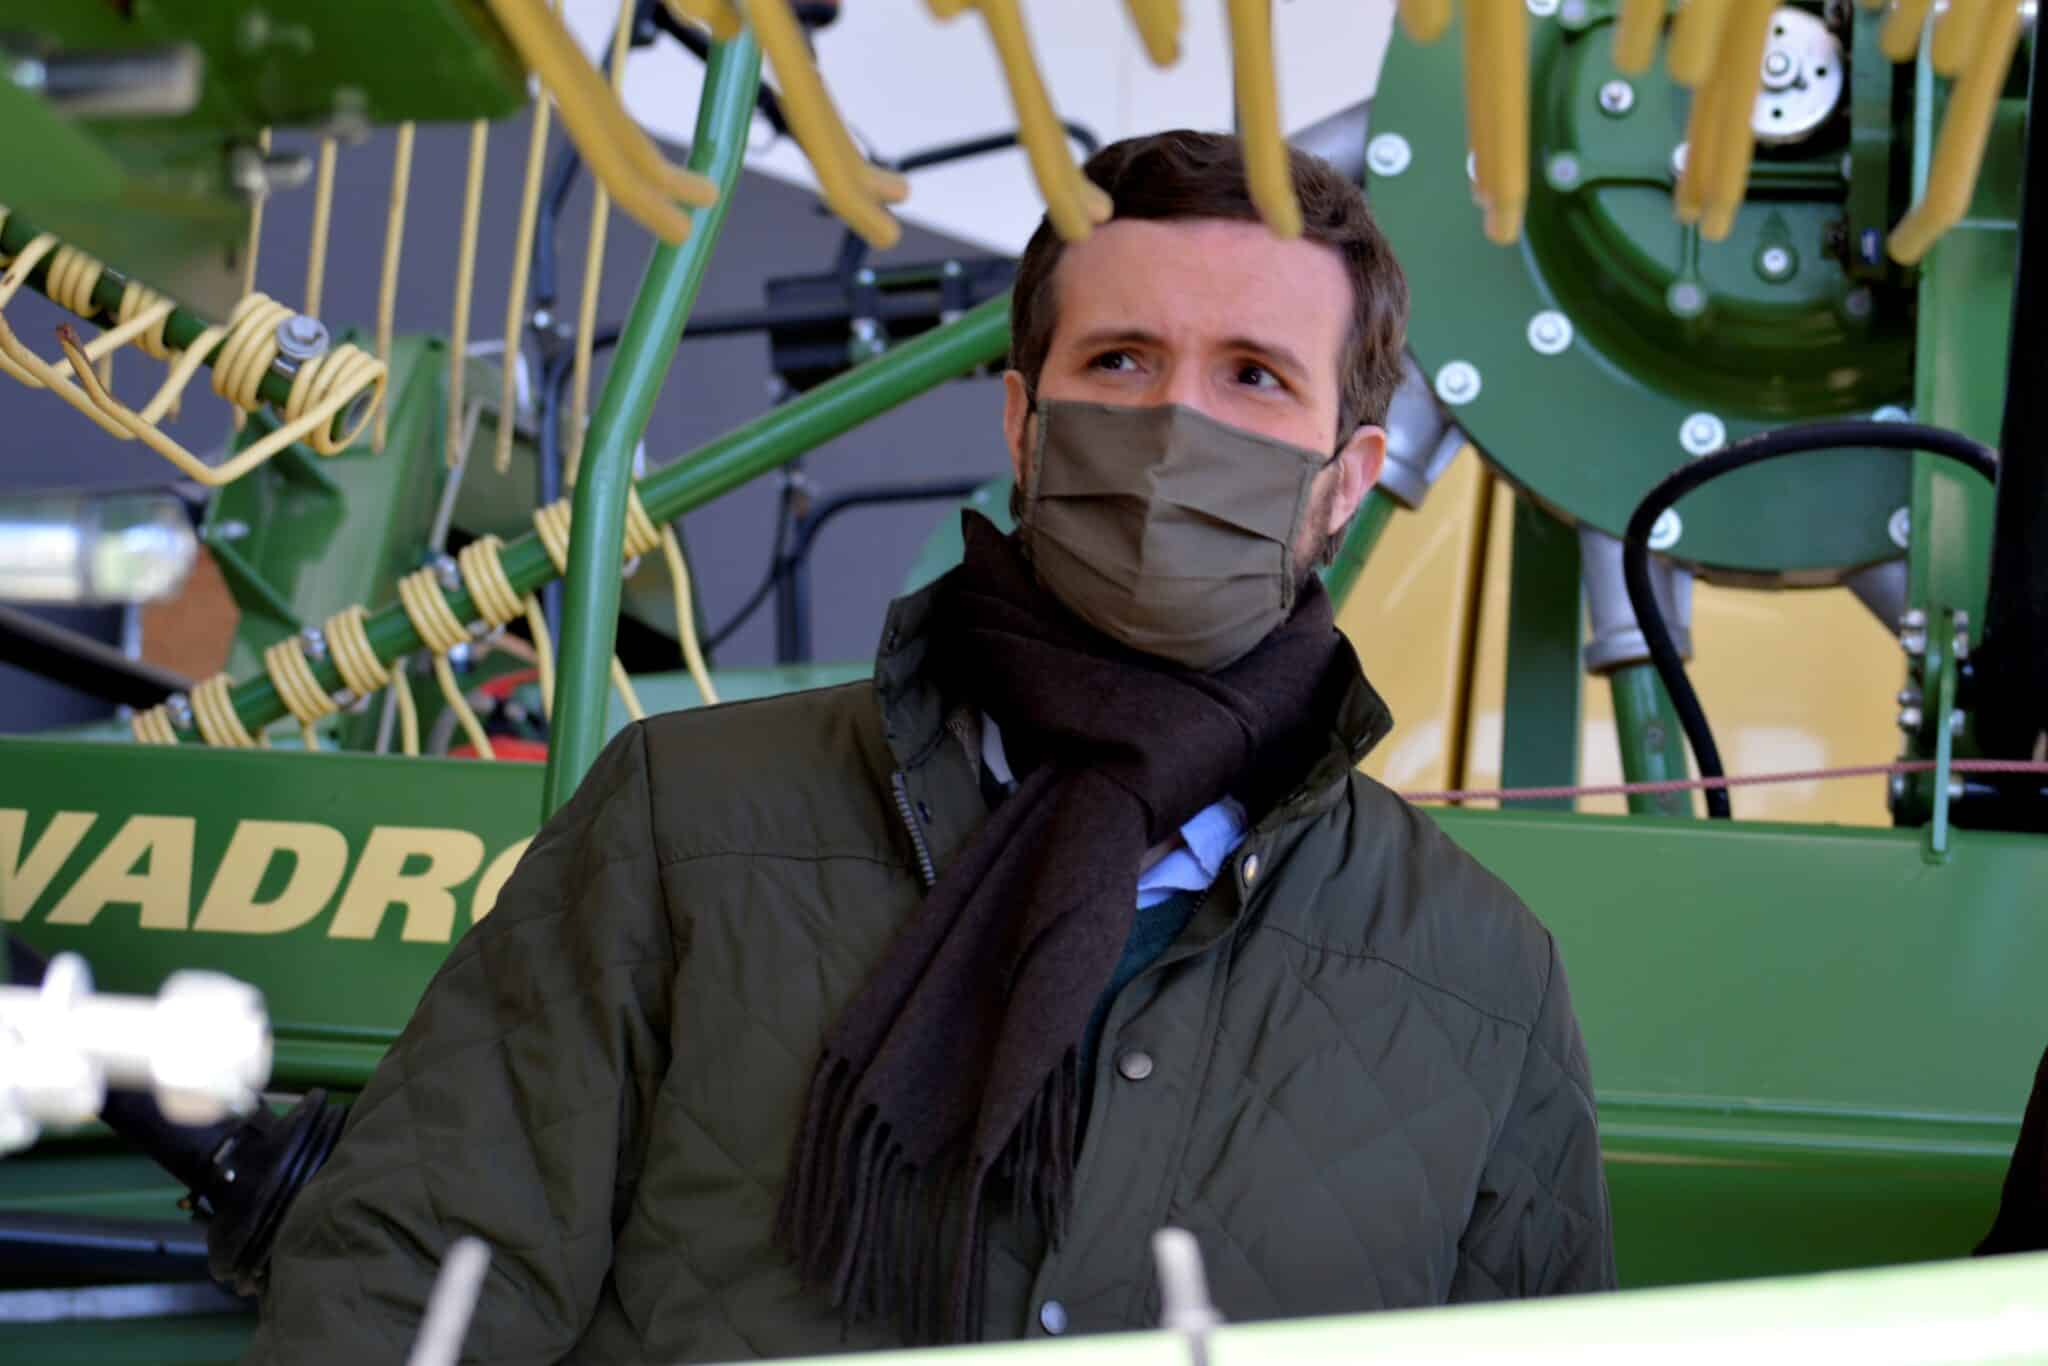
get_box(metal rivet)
[1434,361,1481,405]
[1873,404,1911,422]
[1366,133,1412,177]
[1648,509,1682,551]
[1680,412,1727,456]
[1040,1301,1068,1336]
[1666,280,1706,318]
[1546,153,1582,190]
[1758,245,1794,280]
[1897,705,1923,732]
[1598,80,1635,115]
[1888,506,1911,549]
[1843,287,1874,320]
[1117,1051,1155,1082]
[1527,311,1574,355]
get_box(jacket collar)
[870,575,1395,825]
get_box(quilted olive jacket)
[246,584,1614,1364]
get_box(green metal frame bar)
[1320,486,1396,610]
[0,210,299,414]
[1500,497,1582,807]
[542,35,760,815]
[1607,662,1694,817]
[160,301,1012,744]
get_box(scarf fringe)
[779,1048,1082,1344]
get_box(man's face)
[1003,217,1387,569]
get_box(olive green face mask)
[1017,398,1334,673]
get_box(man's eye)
[1236,363,1282,390]
[1088,350,1137,373]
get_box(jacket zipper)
[890,770,939,888]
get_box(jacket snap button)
[1117,1050,1154,1082]
[1241,852,1261,885]
[1039,1299,1068,1335]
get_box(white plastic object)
[406,1237,494,1366]
[1153,1226,1224,1334]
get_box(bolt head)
[1889,773,1908,802]
[1366,133,1412,177]
[1434,360,1481,405]
[1898,686,1922,707]
[1598,80,1636,115]
[1844,287,1874,320]
[1950,710,1967,735]
[1559,0,1589,21]
[1758,245,1793,279]
[1873,404,1911,422]
[1901,607,1928,630]
[1671,142,1689,177]
[1526,0,1560,14]
[1648,508,1683,550]
[1546,153,1582,190]
[1527,310,1574,355]
[1764,50,1794,77]
[1897,705,1924,732]
[854,268,877,286]
[941,259,963,277]
[1888,506,1911,550]
[1680,412,1727,456]
[275,314,331,363]
[1666,280,1707,318]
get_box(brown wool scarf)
[777,512,1343,1343]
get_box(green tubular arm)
[171,293,1013,743]
[542,34,763,814]
[0,211,300,413]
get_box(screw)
[447,642,474,673]
[431,554,461,593]
[1648,509,1683,550]
[1366,133,1412,177]
[1897,705,1924,732]
[1434,360,1481,405]
[1671,142,1689,177]
[1873,404,1911,422]
[1546,153,1582,190]
[165,693,194,728]
[1844,286,1874,320]
[1680,412,1727,456]
[1666,280,1706,318]
[1527,310,1574,354]
[1902,627,1928,656]
[1598,80,1635,115]
[1758,245,1794,280]
[275,314,331,366]
[1888,506,1911,549]
[299,626,329,661]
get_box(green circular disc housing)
[1367,2,1914,582]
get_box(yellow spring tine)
[1888,1,2024,263]
[1397,0,1453,44]
[1226,0,1302,238]
[1699,0,1780,239]
[742,0,904,248]
[1124,0,1183,63]
[1930,0,1991,75]
[1463,0,1529,242]
[934,0,1110,240]
[1613,0,1665,73]
[664,0,743,39]
[1880,0,1938,62]
[1666,0,1730,85]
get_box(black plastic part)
[0,1212,211,1284]
[1977,30,2048,761]
[0,602,191,708]
[1621,420,1999,820]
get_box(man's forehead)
[1048,217,1352,362]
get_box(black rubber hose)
[1622,419,1999,820]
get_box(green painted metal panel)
[1368,7,1915,579]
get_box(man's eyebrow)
[1068,327,1165,353]
[1222,336,1311,381]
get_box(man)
[247,130,1613,1365]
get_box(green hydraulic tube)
[0,211,300,414]
[163,297,1014,743]
[543,34,760,817]
[1320,487,1396,611]
[1607,661,1696,818]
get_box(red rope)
[1398,758,2048,806]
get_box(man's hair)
[1008,129,1410,443]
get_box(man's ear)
[1002,370,1033,492]
[1325,423,1388,540]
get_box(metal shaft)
[543,34,761,817]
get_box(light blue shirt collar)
[980,715,1249,909]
